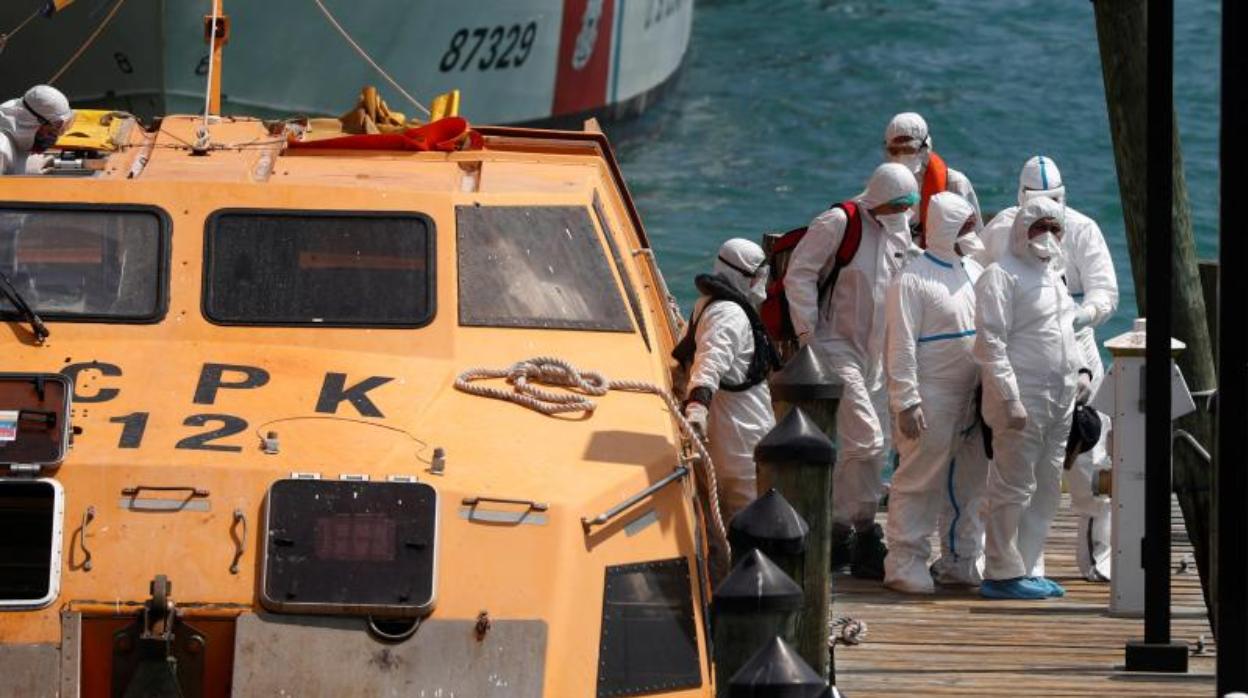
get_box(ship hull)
[0,0,692,125]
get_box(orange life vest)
[917,151,949,249]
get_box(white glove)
[23,154,54,174]
[898,404,927,440]
[1075,372,1093,405]
[1072,305,1096,331]
[1005,400,1028,431]
[684,402,709,438]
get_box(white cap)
[884,112,929,147]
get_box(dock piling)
[754,408,836,680]
[712,549,804,696]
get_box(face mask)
[1028,232,1062,261]
[31,130,59,153]
[748,277,767,307]
[892,152,923,176]
[875,212,911,238]
[955,232,985,258]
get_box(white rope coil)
[830,616,867,646]
[454,357,730,553]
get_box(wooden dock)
[832,496,1216,696]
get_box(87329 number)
[439,22,538,72]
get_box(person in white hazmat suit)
[0,85,74,175]
[883,192,991,593]
[883,112,984,238]
[974,196,1093,600]
[678,238,780,538]
[784,162,922,579]
[978,156,1118,582]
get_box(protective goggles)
[885,192,920,208]
[23,99,67,133]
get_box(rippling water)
[608,0,1220,345]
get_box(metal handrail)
[581,466,688,533]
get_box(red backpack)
[759,201,863,344]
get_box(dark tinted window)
[0,481,56,603]
[457,206,632,331]
[205,211,434,327]
[0,207,165,321]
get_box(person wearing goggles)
[0,85,74,175]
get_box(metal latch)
[112,575,207,697]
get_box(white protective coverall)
[784,163,920,530]
[884,112,984,231]
[974,197,1085,582]
[883,192,990,593]
[978,156,1118,580]
[685,238,775,523]
[0,85,73,174]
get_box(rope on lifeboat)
[454,356,731,556]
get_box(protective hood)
[1017,155,1066,208]
[0,85,73,153]
[713,237,767,298]
[924,191,975,260]
[860,162,920,211]
[884,112,931,174]
[1010,196,1065,260]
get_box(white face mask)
[875,211,911,236]
[892,152,923,176]
[1028,232,1062,261]
[955,232,985,258]
[748,277,767,307]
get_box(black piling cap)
[754,407,835,465]
[712,549,803,614]
[769,344,842,402]
[729,488,809,556]
[728,636,827,698]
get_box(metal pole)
[1125,0,1187,672]
[1216,0,1248,690]
[1144,0,1173,646]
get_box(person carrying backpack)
[672,238,781,578]
[783,162,921,580]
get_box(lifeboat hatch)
[0,373,72,472]
[260,479,439,616]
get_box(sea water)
[611,0,1220,349]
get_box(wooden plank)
[831,496,1216,696]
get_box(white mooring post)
[1093,318,1197,617]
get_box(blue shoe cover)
[1035,577,1066,597]
[980,577,1050,600]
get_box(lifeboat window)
[0,479,64,609]
[456,205,632,331]
[203,210,434,327]
[0,205,168,322]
